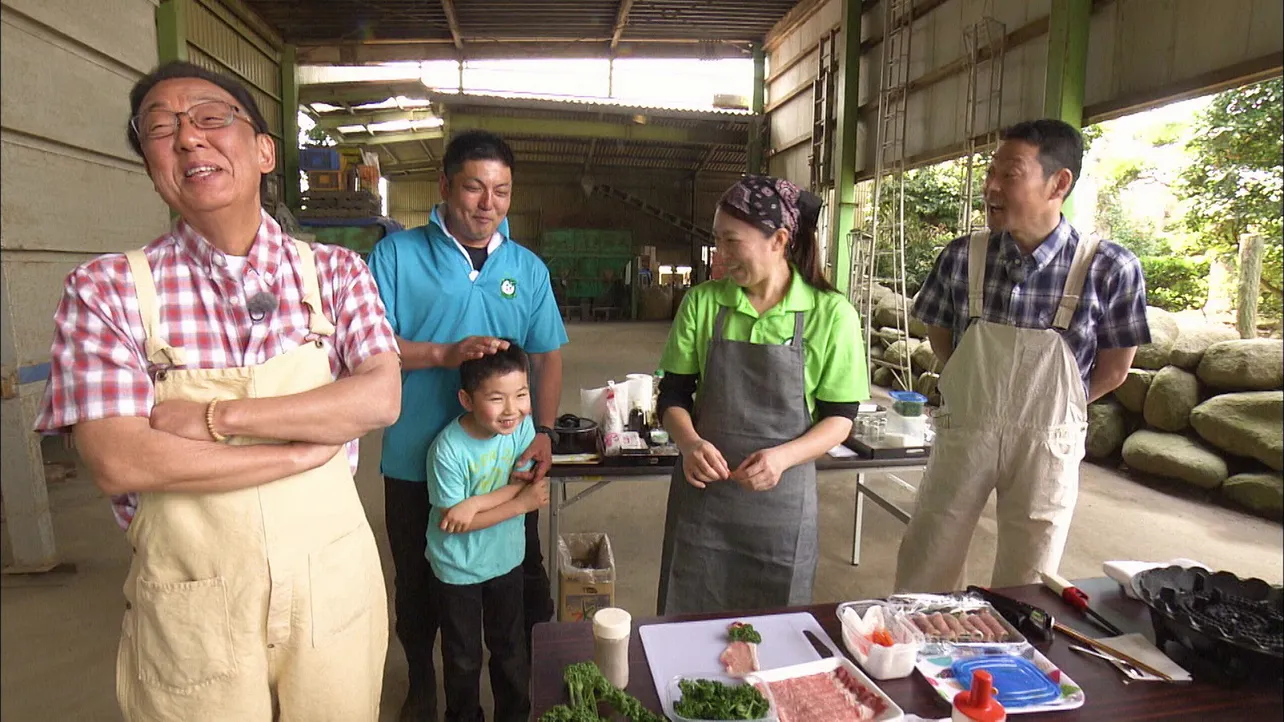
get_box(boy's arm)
[457,479,527,514]
[456,479,548,532]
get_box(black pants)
[435,565,530,722]
[384,478,554,700]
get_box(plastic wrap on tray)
[836,601,924,680]
[883,593,1028,648]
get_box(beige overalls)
[116,241,388,721]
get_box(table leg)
[851,472,866,566]
[549,480,561,607]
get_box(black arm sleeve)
[657,372,698,416]
[815,400,861,420]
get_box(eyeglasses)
[131,100,250,141]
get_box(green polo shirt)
[659,269,870,417]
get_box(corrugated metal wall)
[389,168,739,265]
[767,0,1282,181]
[185,0,284,191]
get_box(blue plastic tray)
[951,655,1062,708]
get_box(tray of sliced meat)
[883,593,1028,651]
[745,657,904,722]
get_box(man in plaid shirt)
[34,62,401,720]
[895,119,1150,593]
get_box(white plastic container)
[664,673,778,722]
[837,601,925,681]
[745,656,904,722]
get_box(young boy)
[425,342,549,722]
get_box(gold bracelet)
[206,399,228,443]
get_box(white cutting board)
[638,612,843,707]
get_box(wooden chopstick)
[1053,622,1176,682]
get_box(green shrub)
[1139,256,1210,312]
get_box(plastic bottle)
[603,384,625,434]
[952,670,1006,721]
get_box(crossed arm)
[437,475,549,534]
[75,351,402,495]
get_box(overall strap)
[966,229,990,320]
[712,306,731,342]
[124,250,187,368]
[791,311,805,348]
[291,239,336,338]
[1052,233,1101,330]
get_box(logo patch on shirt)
[500,278,517,298]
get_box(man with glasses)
[34,61,401,721]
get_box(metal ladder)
[959,16,1007,234]
[809,29,840,192]
[850,0,915,392]
[590,183,713,242]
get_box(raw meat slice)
[941,612,967,641]
[977,610,1009,641]
[719,640,760,677]
[763,668,888,722]
[958,613,989,641]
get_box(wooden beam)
[314,108,440,130]
[337,129,446,146]
[610,0,636,51]
[440,0,464,51]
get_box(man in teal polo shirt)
[369,131,567,722]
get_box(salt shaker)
[592,607,632,689]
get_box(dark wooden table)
[531,577,1284,720]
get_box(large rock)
[1189,391,1284,470]
[876,326,906,347]
[1196,339,1284,391]
[1170,325,1240,370]
[1142,367,1201,432]
[1221,472,1284,520]
[884,339,921,368]
[1113,369,1155,414]
[1121,430,1228,489]
[872,366,895,388]
[1086,399,1128,460]
[870,344,885,361]
[869,283,895,305]
[915,372,941,406]
[908,315,929,340]
[911,339,944,374]
[874,293,909,330]
[1133,307,1181,370]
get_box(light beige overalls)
[117,241,388,721]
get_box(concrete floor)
[2,321,1281,721]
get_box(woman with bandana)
[655,176,870,614]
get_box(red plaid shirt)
[34,211,399,530]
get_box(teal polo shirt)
[369,205,568,482]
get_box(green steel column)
[281,44,301,213]
[1044,0,1091,214]
[156,0,188,63]
[747,43,766,174]
[830,0,861,296]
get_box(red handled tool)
[1041,571,1125,638]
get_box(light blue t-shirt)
[425,415,536,586]
[369,205,569,482]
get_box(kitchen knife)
[803,629,837,659]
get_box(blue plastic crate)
[299,147,341,171]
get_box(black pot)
[554,414,601,456]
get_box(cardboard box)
[557,532,616,622]
[307,170,342,192]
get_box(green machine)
[540,229,635,320]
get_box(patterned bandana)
[719,175,804,243]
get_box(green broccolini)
[538,661,663,722]
[727,623,762,645]
[672,678,771,720]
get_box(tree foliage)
[1179,76,1283,317]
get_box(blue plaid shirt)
[912,217,1151,389]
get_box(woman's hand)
[731,447,793,492]
[678,437,731,489]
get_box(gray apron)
[657,307,818,615]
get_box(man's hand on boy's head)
[441,336,510,368]
[517,478,549,512]
[514,432,552,484]
[440,498,480,533]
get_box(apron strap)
[712,306,731,342]
[966,229,990,320]
[1052,233,1101,330]
[291,239,336,338]
[791,311,805,348]
[124,249,187,368]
